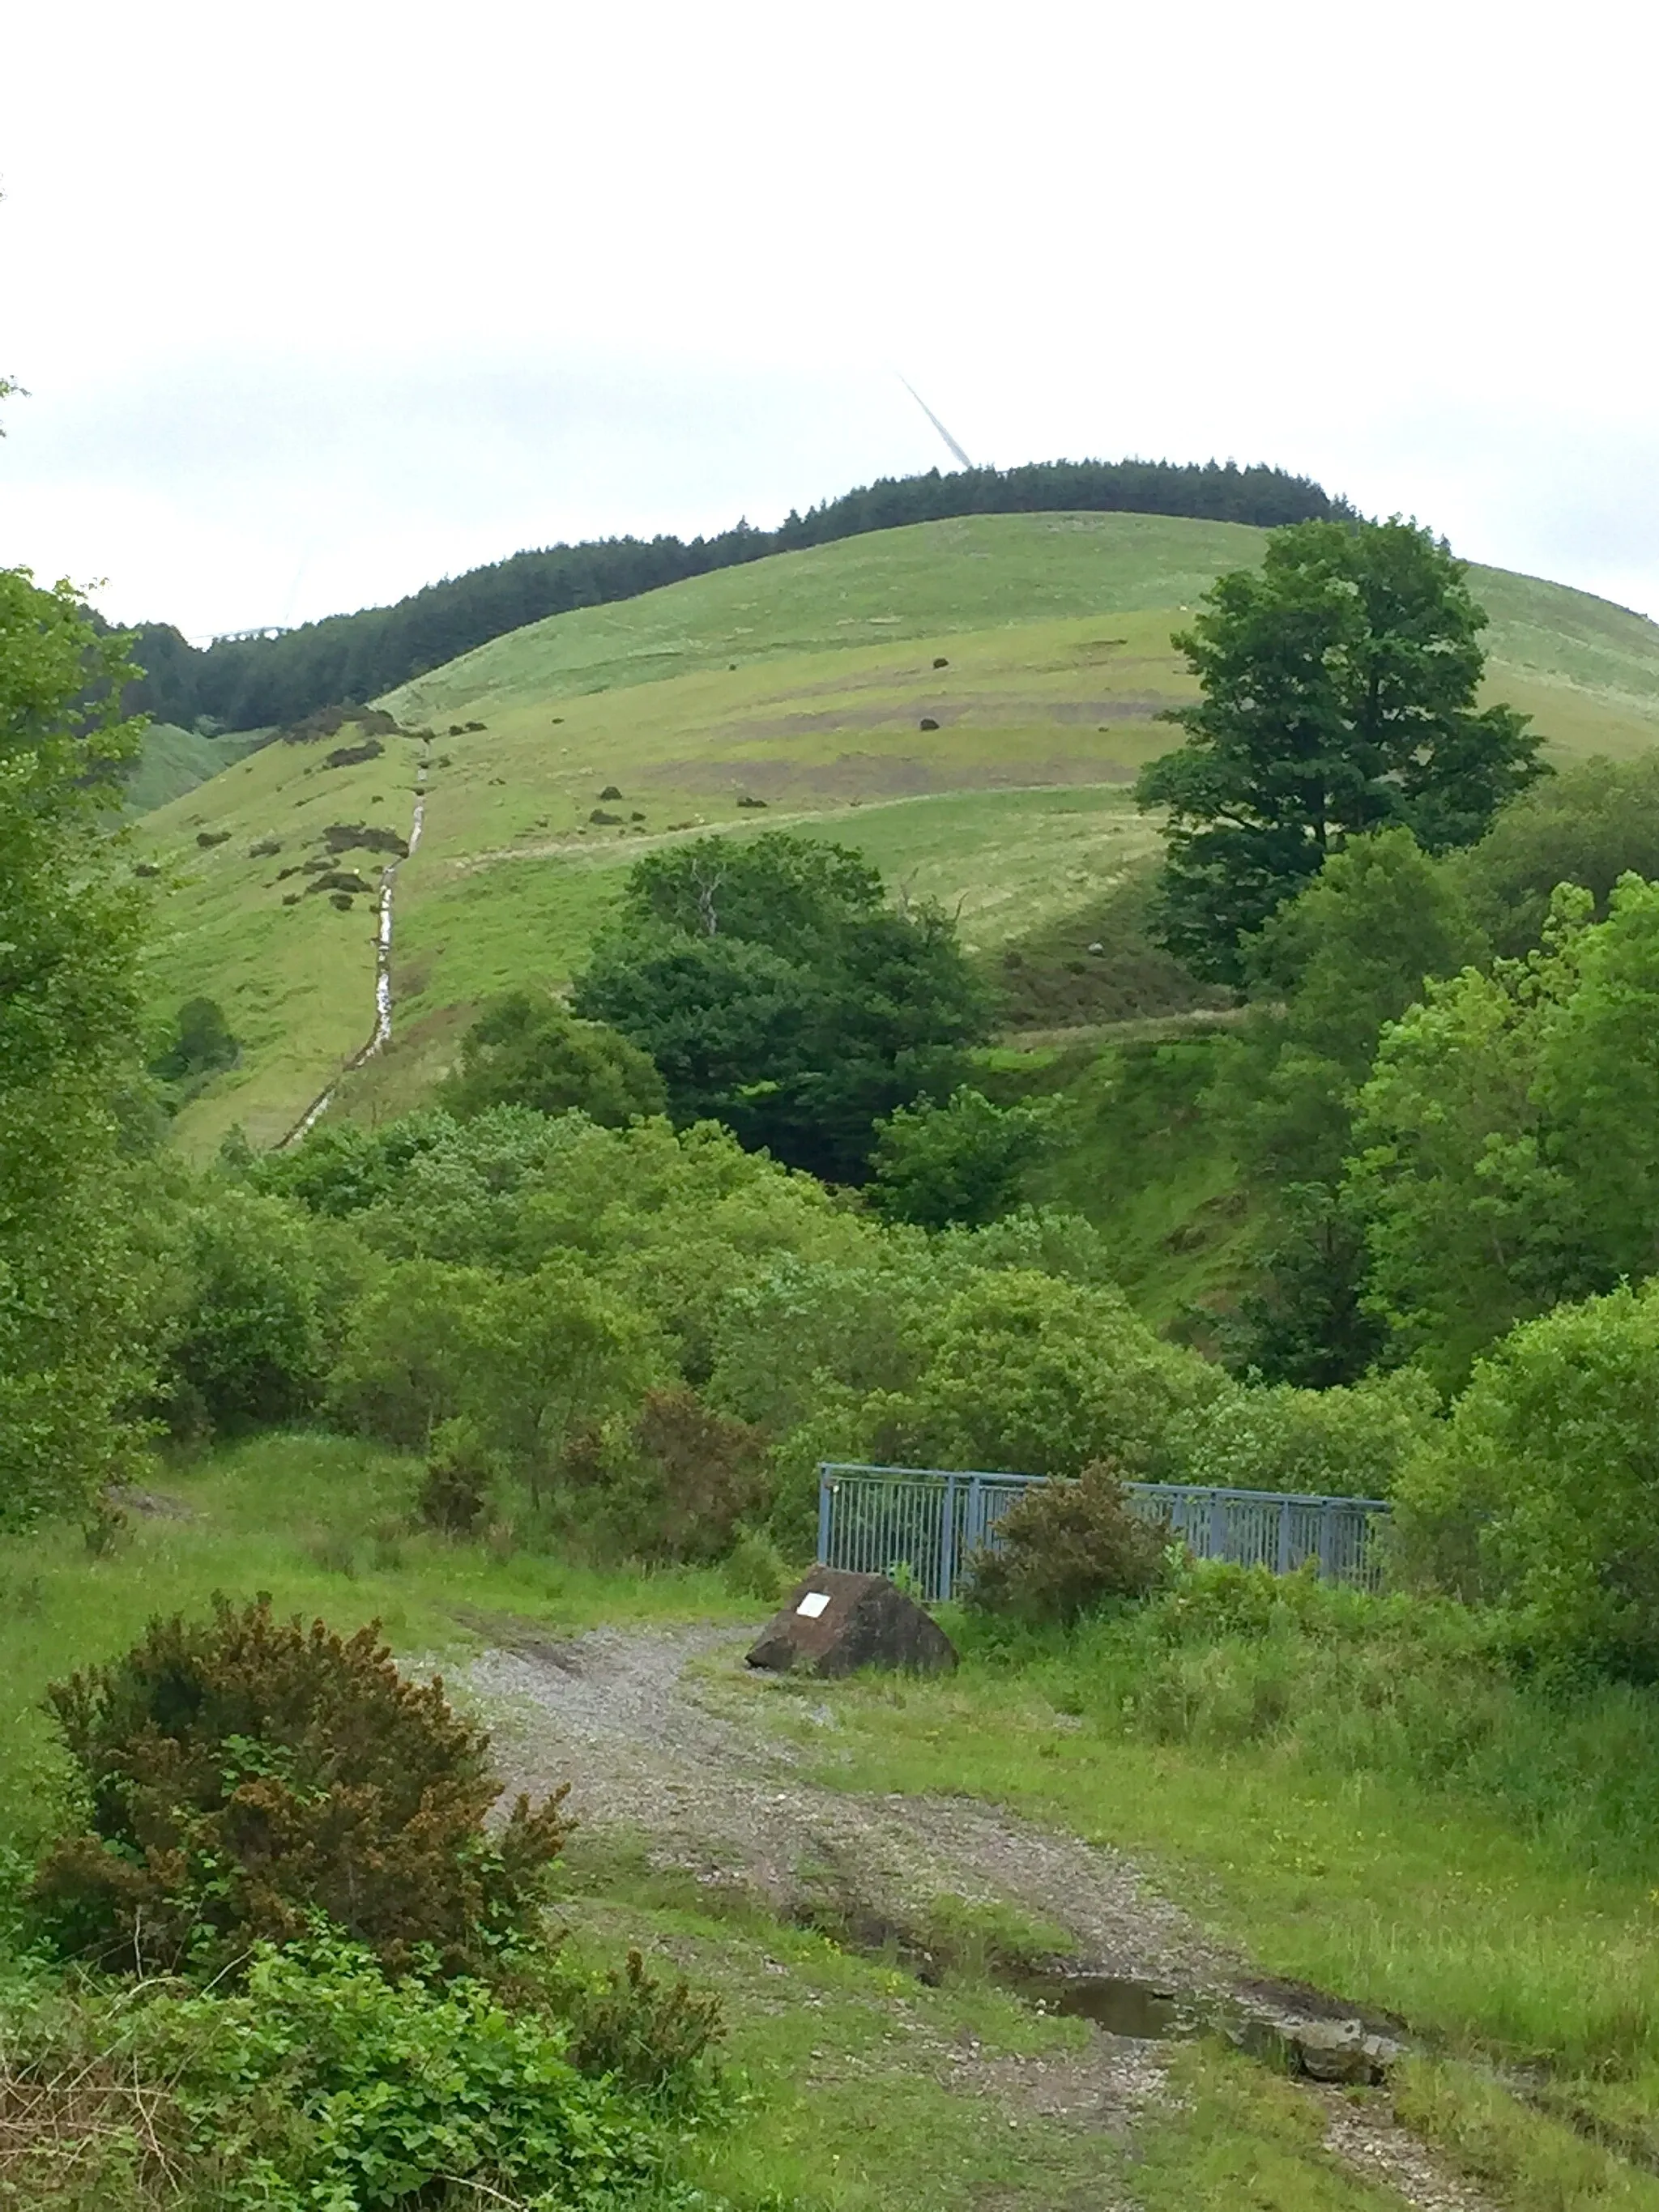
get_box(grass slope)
[130,514,1659,1153]
[120,722,267,816]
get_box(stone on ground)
[746,1568,958,1678]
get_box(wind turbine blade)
[898,375,975,471]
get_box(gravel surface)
[464,1622,1498,2212]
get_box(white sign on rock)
[795,1591,832,1619]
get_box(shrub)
[561,1388,769,1563]
[157,1185,363,1436]
[723,1528,787,1604]
[1167,1367,1440,1498]
[868,1085,1055,1229]
[964,1460,1169,1625]
[148,996,239,1086]
[1392,1281,1659,1675]
[437,987,667,1127]
[84,1934,710,2211]
[872,1268,1223,1479]
[558,1947,724,2102]
[416,1414,497,1533]
[32,1597,569,1978]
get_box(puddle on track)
[1015,1971,1197,2040]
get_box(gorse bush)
[965,1460,1169,1626]
[32,1597,569,1978]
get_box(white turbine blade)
[898,375,975,471]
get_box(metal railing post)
[817,1465,834,1566]
[937,1473,958,1601]
[1277,1495,1293,1575]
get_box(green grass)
[120,722,268,816]
[765,1650,1659,2077]
[130,513,1659,1156]
[9,1434,1659,2205]
[0,1434,753,1856]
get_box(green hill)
[119,722,268,816]
[130,513,1659,1156]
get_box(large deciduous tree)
[0,570,149,1525]
[1137,518,1544,982]
[437,988,665,1126]
[573,833,991,1180]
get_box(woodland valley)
[7,461,1659,2210]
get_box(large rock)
[745,1569,958,1679]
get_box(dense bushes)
[11,1597,730,2210]
[573,833,991,1179]
[0,569,150,1530]
[1392,1282,1659,1676]
[437,988,666,1126]
[868,1085,1055,1228]
[866,1268,1224,1481]
[32,1597,569,1977]
[93,1935,715,2212]
[1167,1369,1439,1499]
[155,1184,366,1434]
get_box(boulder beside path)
[746,1568,958,1679]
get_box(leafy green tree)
[1534,874,1659,1284]
[327,1258,498,1449]
[1346,892,1593,1388]
[870,1268,1226,1479]
[329,1255,661,1509]
[1168,1367,1439,1498]
[1214,829,1483,1383]
[1452,751,1659,957]
[1223,829,1484,1190]
[148,995,239,1095]
[1137,518,1544,980]
[574,833,990,1178]
[437,987,665,1124]
[1392,1282,1659,1674]
[0,569,149,1527]
[868,1085,1054,1228]
[616,832,883,948]
[157,1184,367,1435]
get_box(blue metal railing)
[817,1463,1391,1601]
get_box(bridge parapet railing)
[817,1464,1390,1603]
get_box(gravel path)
[464,1622,1499,2212]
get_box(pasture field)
[4,1430,1658,2210]
[129,514,1659,1154]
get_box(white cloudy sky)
[2,0,1656,639]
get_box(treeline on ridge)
[125,457,1350,732]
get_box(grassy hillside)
[120,720,267,815]
[130,514,1659,1154]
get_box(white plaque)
[795,1591,832,1618]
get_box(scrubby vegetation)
[14,496,1659,2205]
[2,1588,723,2211]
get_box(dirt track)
[465,1623,1496,2212]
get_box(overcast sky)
[2,0,1656,640]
